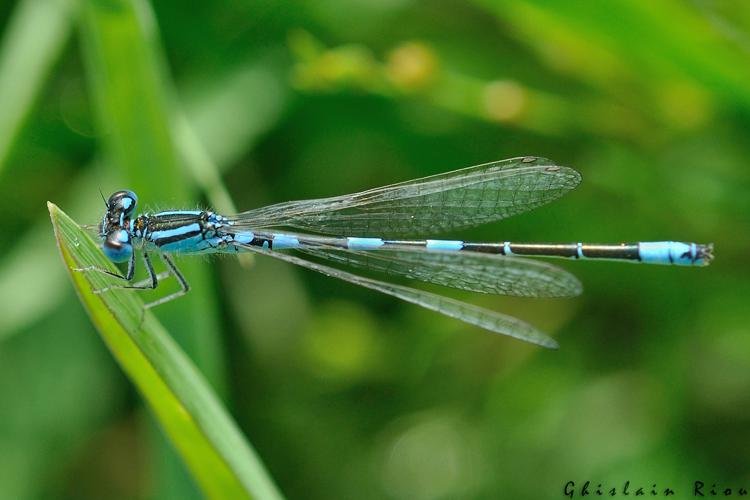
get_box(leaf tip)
[47,201,60,218]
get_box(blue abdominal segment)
[638,241,704,266]
[233,232,254,245]
[347,237,385,250]
[273,234,300,249]
[426,240,464,251]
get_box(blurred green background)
[1,0,749,498]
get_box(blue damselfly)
[77,157,712,348]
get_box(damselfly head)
[101,189,138,233]
[107,190,138,217]
[99,190,139,263]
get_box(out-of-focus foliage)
[0,0,748,498]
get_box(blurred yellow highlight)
[290,30,381,91]
[482,80,527,123]
[387,42,438,91]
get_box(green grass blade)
[48,202,284,500]
[79,0,185,201]
[0,0,76,174]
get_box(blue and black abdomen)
[234,231,713,266]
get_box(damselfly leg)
[141,254,190,309]
[75,251,190,308]
[74,247,137,284]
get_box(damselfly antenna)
[98,187,108,208]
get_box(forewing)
[231,157,580,237]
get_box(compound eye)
[107,190,138,216]
[103,229,133,263]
